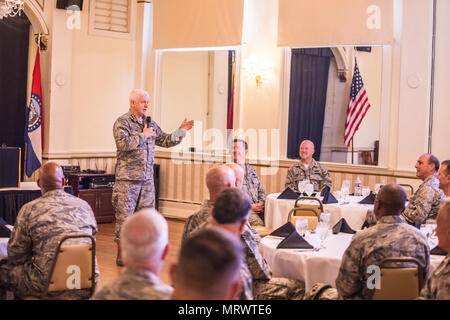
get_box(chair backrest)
[288,208,319,230]
[294,196,324,216]
[399,184,414,198]
[251,225,273,237]
[371,257,424,300]
[42,234,96,298]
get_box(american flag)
[344,61,371,147]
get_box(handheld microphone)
[146,116,152,128]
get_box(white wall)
[431,0,450,161]
[31,0,448,175]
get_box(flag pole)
[351,138,354,164]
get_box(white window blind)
[90,0,133,37]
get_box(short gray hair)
[129,89,148,103]
[120,208,168,266]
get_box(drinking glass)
[305,183,314,197]
[362,186,371,197]
[319,212,332,230]
[298,180,307,194]
[340,186,349,204]
[296,219,308,237]
[374,183,382,194]
[315,222,329,250]
[341,180,350,190]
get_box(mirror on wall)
[285,46,385,166]
[157,49,236,155]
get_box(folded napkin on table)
[276,231,314,249]
[0,217,11,238]
[359,192,376,204]
[332,218,356,234]
[430,246,447,256]
[269,221,296,238]
[321,186,338,204]
[277,188,300,200]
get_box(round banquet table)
[259,232,445,292]
[265,193,373,231]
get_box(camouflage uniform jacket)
[419,254,450,300]
[401,174,444,225]
[113,111,185,181]
[335,215,430,300]
[242,164,266,205]
[5,189,99,298]
[241,225,272,281]
[181,200,213,244]
[92,266,173,300]
[285,159,332,192]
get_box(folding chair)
[287,207,320,230]
[399,184,414,198]
[28,234,96,299]
[294,196,324,216]
[371,257,425,300]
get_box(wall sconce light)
[243,54,272,87]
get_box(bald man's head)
[374,184,407,218]
[225,163,244,189]
[205,165,236,200]
[37,162,65,194]
[299,140,315,163]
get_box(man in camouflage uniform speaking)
[93,209,173,300]
[0,162,99,299]
[113,89,193,266]
[285,139,332,193]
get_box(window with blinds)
[89,0,135,38]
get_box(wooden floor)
[96,218,186,289]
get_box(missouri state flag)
[25,47,43,177]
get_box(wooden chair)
[371,257,425,300]
[287,207,319,230]
[399,184,414,198]
[252,225,274,237]
[27,234,96,299]
[294,196,324,217]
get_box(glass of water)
[362,186,371,197]
[296,218,308,237]
[315,222,329,250]
[319,212,332,230]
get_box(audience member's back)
[336,184,430,299]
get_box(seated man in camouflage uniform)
[285,140,332,193]
[419,199,450,300]
[233,139,266,226]
[170,228,244,300]
[93,209,173,300]
[181,165,235,243]
[437,159,450,197]
[335,184,430,300]
[401,154,444,226]
[205,188,305,300]
[365,154,444,227]
[0,162,99,299]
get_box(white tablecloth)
[265,193,373,231]
[0,182,39,191]
[0,225,13,260]
[0,237,8,260]
[259,233,445,292]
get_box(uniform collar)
[377,215,405,224]
[127,110,145,125]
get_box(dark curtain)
[0,186,73,225]
[287,48,333,160]
[0,15,31,180]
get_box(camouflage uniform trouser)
[112,180,155,243]
[253,277,305,300]
[248,212,265,227]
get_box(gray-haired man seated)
[93,209,173,300]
